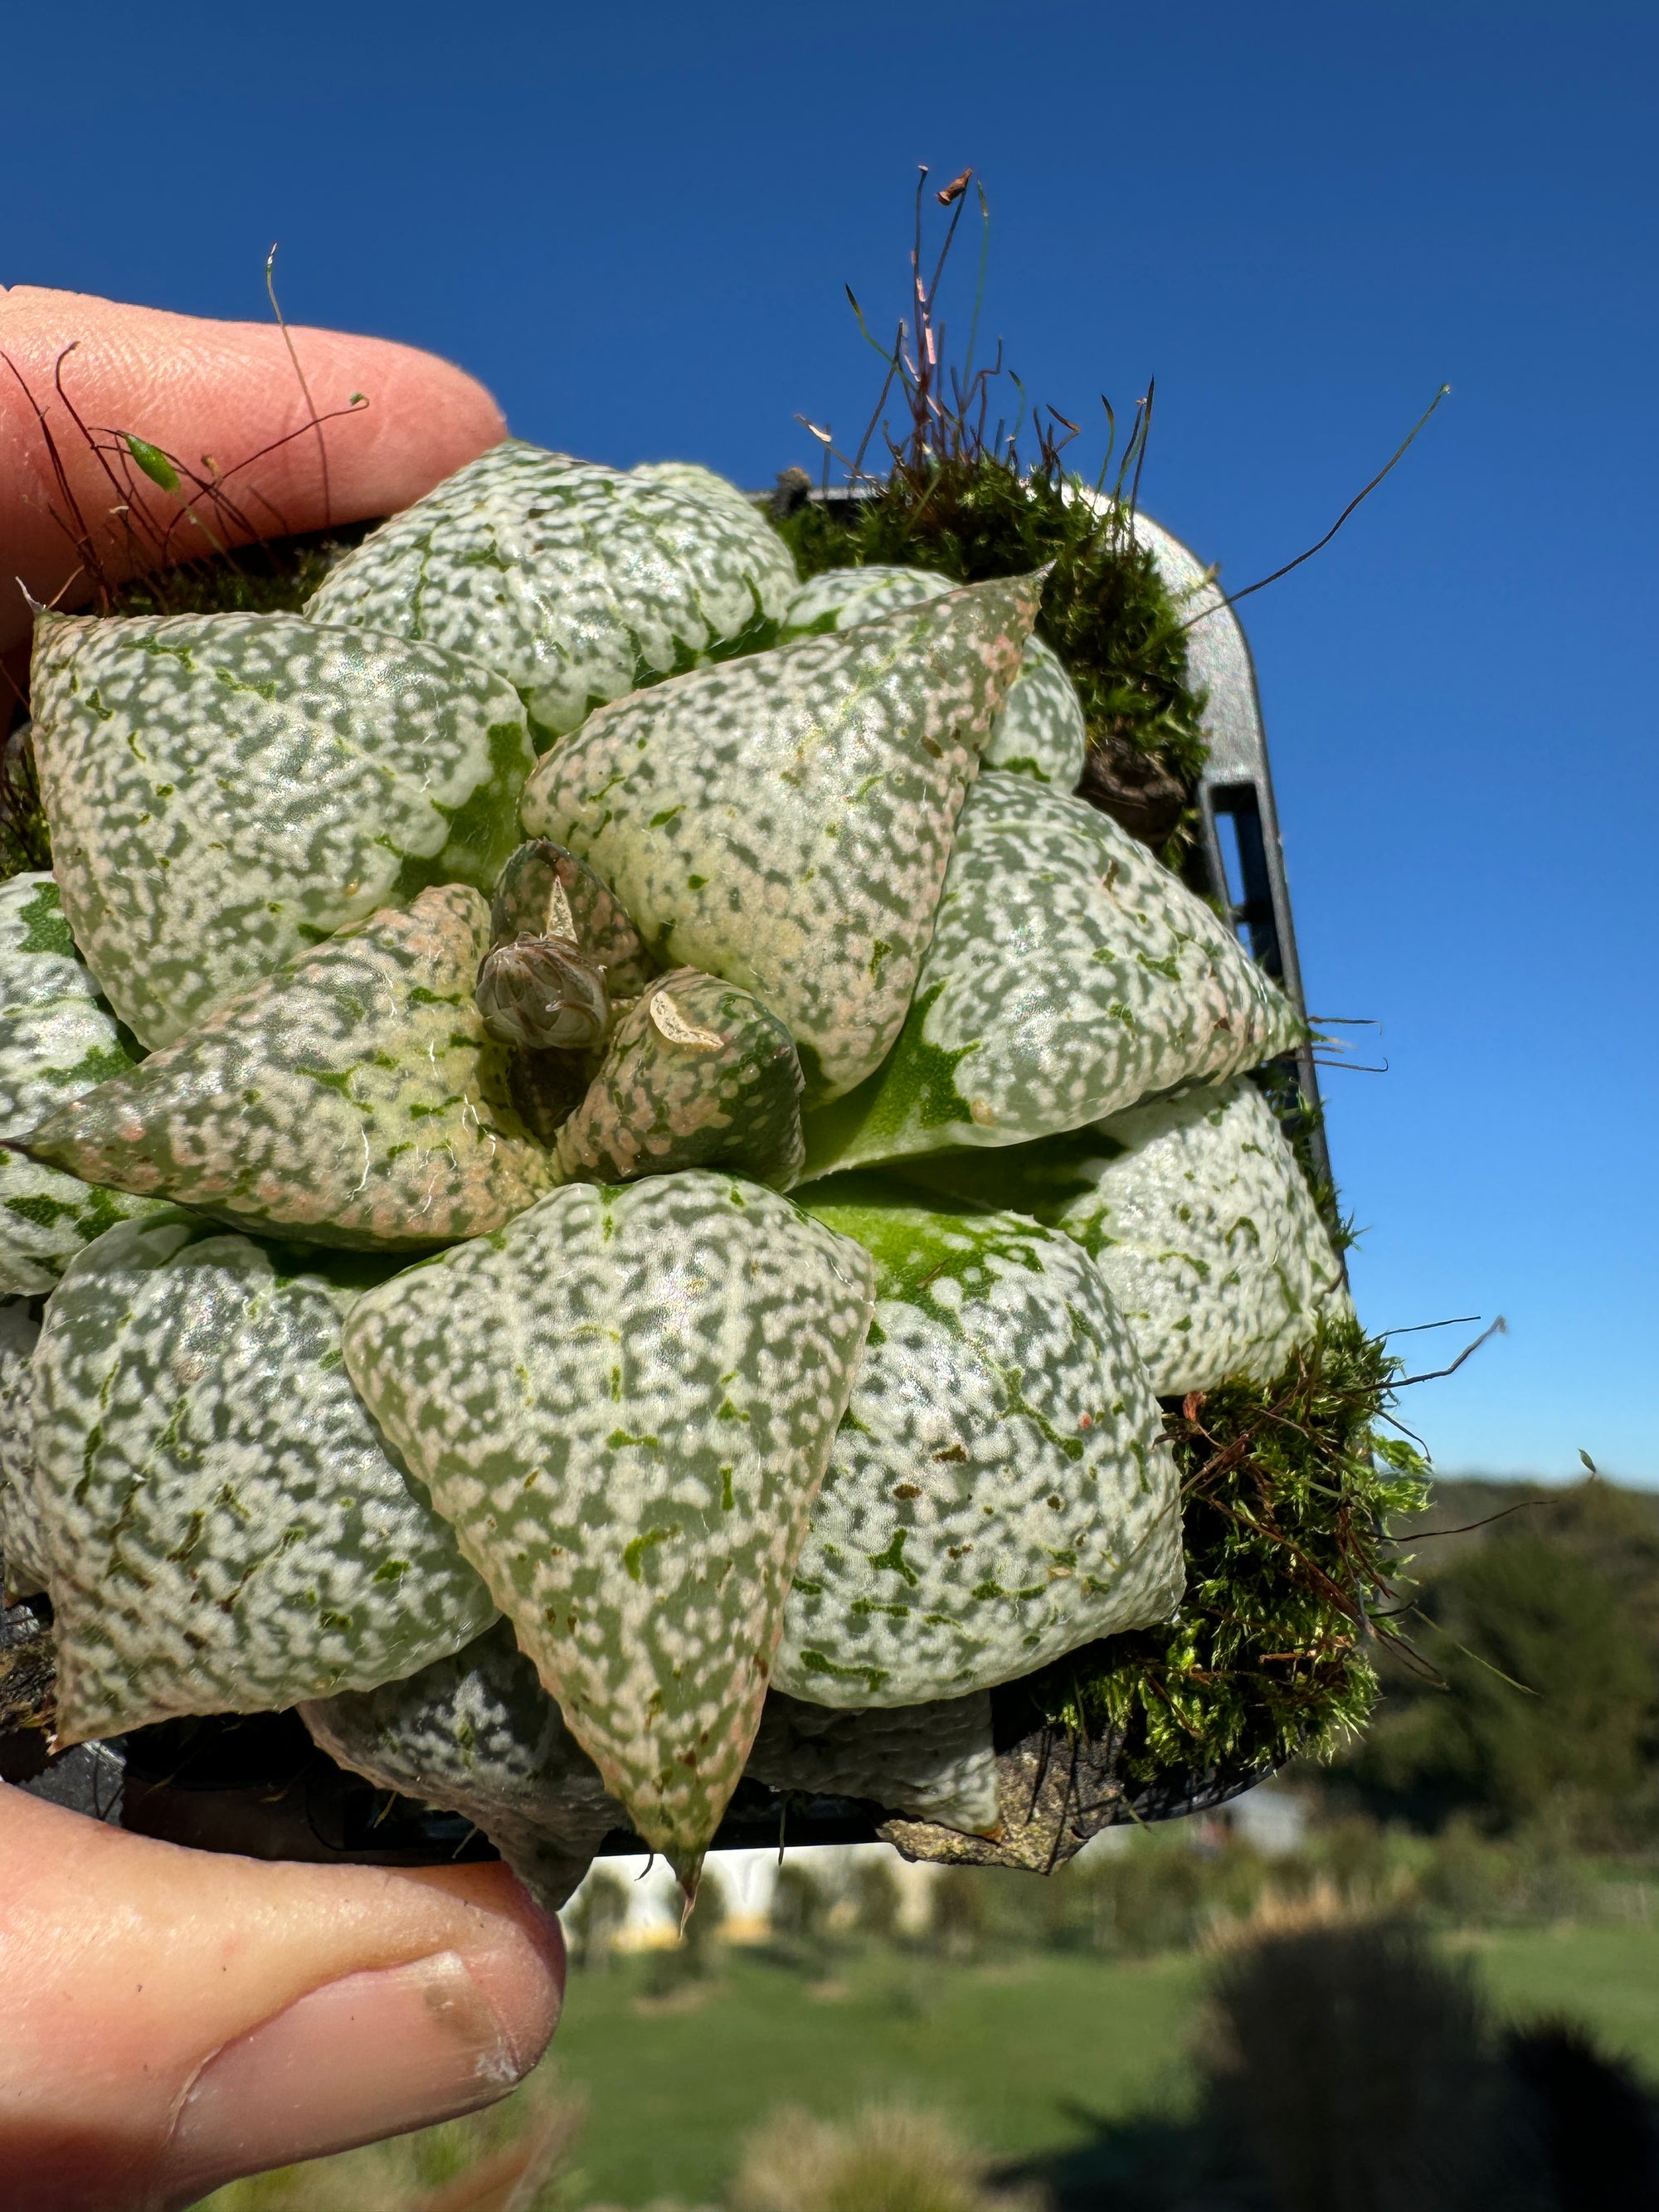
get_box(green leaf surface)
[893,1078,1350,1395]
[747,1687,999,1833]
[778,1179,1183,1708]
[305,443,798,744]
[802,777,1304,1174]
[25,887,556,1251]
[30,609,535,1047]
[555,970,805,1192]
[0,1301,46,1597]
[33,1212,498,1744]
[520,573,1042,1105]
[780,563,1087,788]
[0,871,169,1293]
[342,1173,876,1875]
[302,1618,623,1912]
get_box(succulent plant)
[0,445,1347,1895]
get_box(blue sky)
[5,2,1654,1480]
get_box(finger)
[0,1782,565,2212]
[0,284,508,654]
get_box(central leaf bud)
[475,935,611,1052]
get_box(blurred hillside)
[1326,1475,1659,1842]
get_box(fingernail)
[158,1951,523,2202]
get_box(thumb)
[0,284,507,655]
[0,1782,565,2212]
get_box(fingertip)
[0,288,511,653]
[392,1860,568,2069]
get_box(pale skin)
[0,286,566,2212]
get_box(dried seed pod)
[555,970,805,1191]
[474,936,611,1053]
[489,839,654,999]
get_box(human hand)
[0,281,506,660]
[0,286,563,2212]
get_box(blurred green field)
[553,1923,1659,2206]
[199,1916,1659,2210]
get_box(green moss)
[998,1316,1429,1787]
[102,523,373,624]
[0,730,51,881]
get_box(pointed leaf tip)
[341,1173,876,1860]
[27,886,554,1250]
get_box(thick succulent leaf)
[0,873,141,1130]
[894,1078,1350,1394]
[555,970,804,1191]
[988,641,1088,788]
[520,573,1042,1104]
[302,1618,624,1912]
[803,777,1304,1174]
[746,1687,999,1833]
[0,1301,47,1597]
[490,840,654,998]
[30,610,534,1047]
[781,563,1086,788]
[25,887,555,1251]
[0,1151,170,1299]
[776,1179,1182,1708]
[342,1174,875,1877]
[32,1212,499,1745]
[305,442,797,745]
[0,873,168,1292]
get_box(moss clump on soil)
[0,733,51,881]
[1000,1317,1429,1788]
[776,455,1209,860]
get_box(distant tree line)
[1331,1476,1659,1841]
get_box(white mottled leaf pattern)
[896,1079,1350,1393]
[0,873,168,1294]
[803,777,1303,1174]
[30,610,534,1047]
[342,1174,875,1875]
[306,443,797,745]
[0,1301,46,1597]
[25,887,555,1251]
[303,1618,624,1911]
[776,1179,1182,1708]
[781,563,1087,787]
[33,1213,498,1744]
[520,573,1041,1104]
[746,1687,1000,1833]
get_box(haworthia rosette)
[30,610,535,1048]
[776,1179,1183,1708]
[802,776,1304,1175]
[746,1687,1000,1834]
[555,970,805,1191]
[0,873,168,1296]
[305,442,797,746]
[0,1301,47,1597]
[519,573,1043,1105]
[896,1078,1350,1395]
[781,563,1087,789]
[25,887,556,1251]
[33,1212,498,1745]
[302,1618,625,1912]
[342,1173,876,1879]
